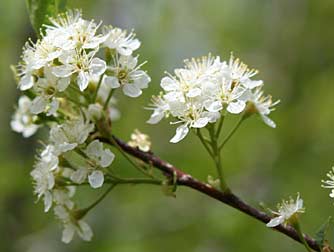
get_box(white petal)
[147,110,164,124]
[118,47,132,56]
[22,125,39,138]
[43,191,53,212]
[133,71,150,89]
[90,58,106,76]
[127,39,141,51]
[120,55,137,69]
[88,170,104,188]
[85,140,103,158]
[52,65,73,78]
[330,190,334,198]
[103,75,120,88]
[170,124,189,143]
[205,100,222,112]
[46,98,59,116]
[262,115,276,128]
[70,168,88,184]
[192,117,209,128]
[227,100,246,114]
[77,71,89,91]
[243,79,263,89]
[78,220,93,241]
[57,77,71,92]
[30,97,47,114]
[19,74,34,90]
[160,76,178,91]
[10,120,24,133]
[186,88,201,98]
[62,224,75,244]
[266,216,285,227]
[122,84,142,97]
[100,149,115,167]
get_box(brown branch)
[101,135,325,251]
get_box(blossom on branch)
[147,54,279,143]
[266,194,305,227]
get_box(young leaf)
[26,0,67,34]
[315,216,332,249]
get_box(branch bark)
[101,135,325,252]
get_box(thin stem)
[81,184,117,215]
[215,114,225,138]
[93,74,104,102]
[208,125,229,192]
[219,116,244,151]
[196,129,214,158]
[103,89,115,110]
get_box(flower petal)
[77,71,89,91]
[266,216,285,227]
[100,149,115,167]
[170,124,189,143]
[103,75,120,88]
[88,170,104,188]
[19,74,34,90]
[30,96,47,114]
[227,100,246,114]
[122,84,142,97]
[90,58,106,76]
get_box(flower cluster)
[147,54,279,143]
[11,10,150,243]
[266,194,305,227]
[322,167,334,198]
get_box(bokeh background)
[1,0,333,251]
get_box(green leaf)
[315,216,332,249]
[26,0,67,35]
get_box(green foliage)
[26,0,67,34]
[315,217,332,250]
[1,1,334,251]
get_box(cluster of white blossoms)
[11,10,150,243]
[147,54,279,143]
[266,194,305,227]
[322,167,334,198]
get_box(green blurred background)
[1,0,333,251]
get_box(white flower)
[128,129,151,152]
[49,116,94,153]
[54,205,93,243]
[103,26,140,56]
[30,67,70,115]
[52,187,76,210]
[266,194,305,227]
[31,145,60,212]
[16,44,38,91]
[46,10,108,51]
[85,140,115,167]
[247,88,280,128]
[146,95,169,124]
[321,167,334,198]
[11,96,39,137]
[223,54,263,89]
[102,55,150,97]
[148,54,279,143]
[71,140,114,188]
[52,49,106,91]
